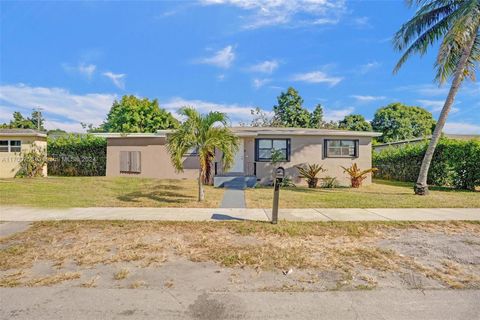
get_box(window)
[255,138,290,162]
[10,140,21,153]
[324,139,358,158]
[0,140,21,153]
[184,146,199,156]
[120,151,141,173]
[0,141,8,152]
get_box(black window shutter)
[254,139,259,162]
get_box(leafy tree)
[273,87,311,128]
[240,107,278,127]
[167,107,238,201]
[309,104,324,128]
[1,111,45,130]
[47,129,68,136]
[100,95,179,133]
[393,0,479,195]
[371,103,436,143]
[339,114,372,131]
[319,120,339,129]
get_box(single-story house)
[0,129,48,178]
[97,127,381,187]
[373,134,480,152]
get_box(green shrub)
[373,138,480,190]
[321,176,338,188]
[16,144,47,178]
[47,134,106,176]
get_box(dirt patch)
[0,221,479,291]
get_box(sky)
[0,0,479,134]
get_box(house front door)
[229,138,244,173]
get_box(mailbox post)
[272,166,285,224]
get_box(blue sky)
[0,0,479,133]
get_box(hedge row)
[373,138,480,190]
[47,134,107,176]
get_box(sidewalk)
[1,206,479,221]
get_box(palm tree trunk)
[198,168,205,201]
[414,34,477,195]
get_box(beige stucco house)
[98,127,381,187]
[0,129,47,178]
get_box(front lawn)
[245,179,480,208]
[0,177,222,208]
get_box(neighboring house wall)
[0,135,47,178]
[106,137,200,179]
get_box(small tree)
[339,114,372,132]
[167,107,238,201]
[273,87,311,128]
[296,163,326,188]
[341,163,378,188]
[100,95,179,133]
[16,144,47,178]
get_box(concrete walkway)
[1,206,479,222]
[1,287,479,320]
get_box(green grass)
[0,176,223,208]
[245,179,480,208]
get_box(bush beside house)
[48,134,107,176]
[373,138,480,190]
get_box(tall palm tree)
[167,107,239,201]
[393,0,479,195]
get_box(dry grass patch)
[1,221,479,288]
[25,272,81,287]
[114,268,130,280]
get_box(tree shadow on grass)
[117,187,195,204]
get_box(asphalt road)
[1,288,478,320]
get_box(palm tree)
[167,107,239,201]
[393,0,479,195]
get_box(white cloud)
[324,107,354,122]
[292,70,343,86]
[416,99,459,114]
[444,122,480,135]
[201,0,347,29]
[352,16,370,28]
[351,95,386,102]
[62,63,96,79]
[0,84,116,132]
[197,45,235,69]
[162,97,260,124]
[247,60,279,74]
[358,61,380,74]
[313,18,340,25]
[396,84,449,96]
[103,72,126,89]
[252,78,271,89]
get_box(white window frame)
[324,139,359,158]
[0,140,22,153]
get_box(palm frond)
[435,5,480,82]
[393,7,462,73]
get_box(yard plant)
[373,138,480,190]
[393,0,480,195]
[296,163,326,188]
[341,163,378,188]
[167,107,239,201]
[16,144,47,178]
